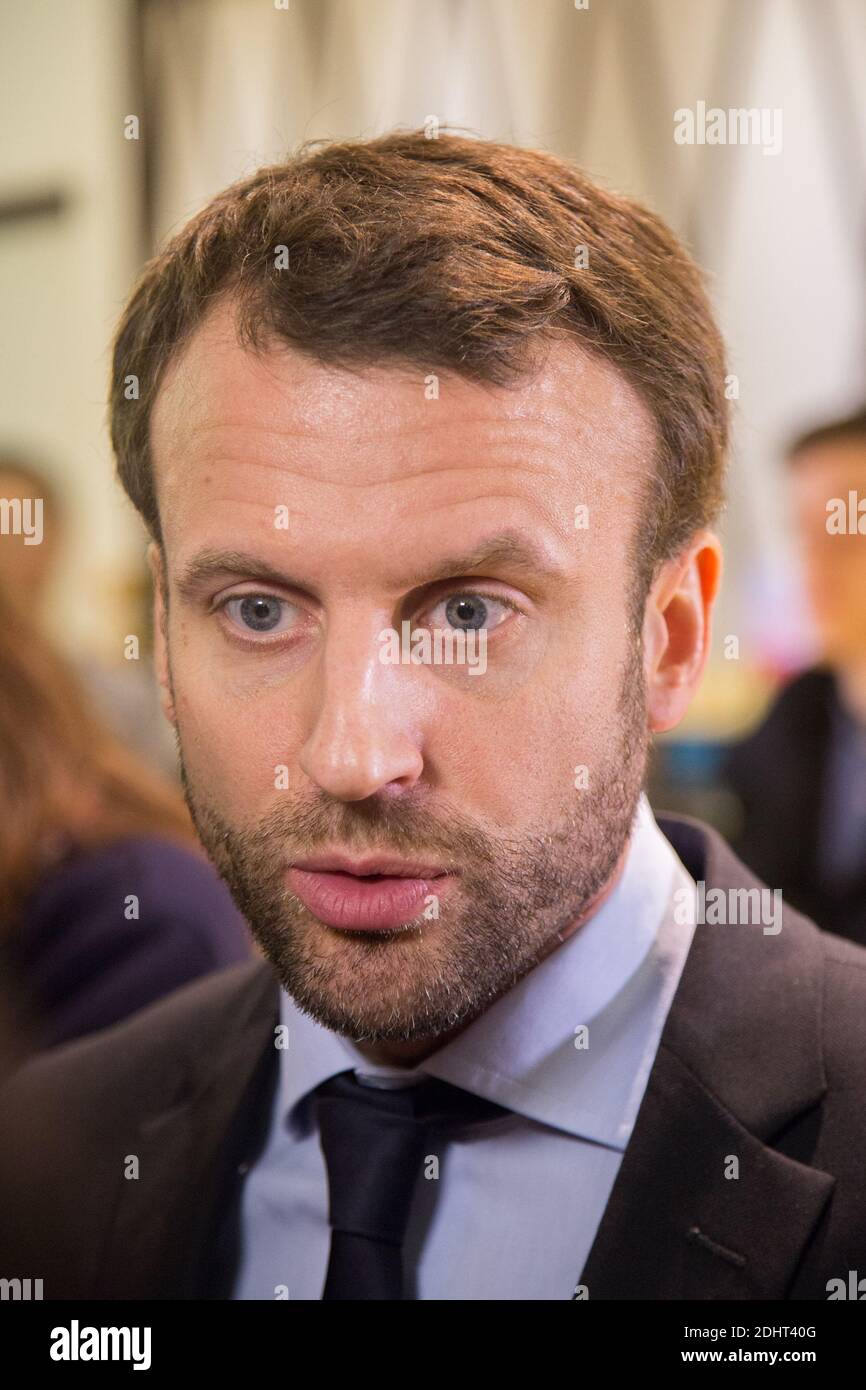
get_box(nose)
[298,617,425,801]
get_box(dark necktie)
[314,1069,509,1300]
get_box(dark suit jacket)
[2,814,866,1300]
[723,667,866,946]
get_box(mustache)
[179,765,498,869]
[261,796,498,867]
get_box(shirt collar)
[276,794,696,1149]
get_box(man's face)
[150,298,657,1042]
[791,440,866,663]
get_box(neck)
[351,836,633,1068]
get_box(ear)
[642,531,723,733]
[147,541,177,728]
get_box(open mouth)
[286,865,454,932]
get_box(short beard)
[175,639,648,1044]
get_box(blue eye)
[427,593,512,632]
[223,594,292,634]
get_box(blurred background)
[2,0,866,1050]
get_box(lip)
[287,857,455,932]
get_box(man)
[2,130,865,1301]
[725,408,866,947]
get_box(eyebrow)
[175,529,567,601]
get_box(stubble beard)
[174,640,649,1043]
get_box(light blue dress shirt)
[231,795,697,1299]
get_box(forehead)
[792,439,866,486]
[150,296,656,561]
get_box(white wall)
[0,0,143,658]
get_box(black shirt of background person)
[723,667,866,946]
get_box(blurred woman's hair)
[0,585,194,922]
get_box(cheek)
[443,633,628,829]
[810,560,861,617]
[846,557,866,604]
[171,655,306,816]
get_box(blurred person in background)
[724,407,866,945]
[0,452,61,606]
[0,584,252,1053]
[0,448,177,776]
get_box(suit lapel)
[96,961,279,1298]
[580,814,835,1299]
[579,1045,833,1298]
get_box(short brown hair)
[109,129,729,589]
[787,405,866,463]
